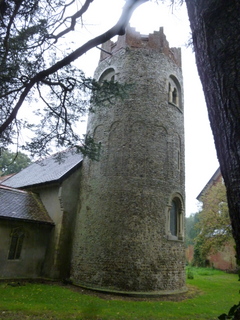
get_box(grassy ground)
[0,268,239,320]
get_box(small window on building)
[99,68,115,83]
[167,196,184,241]
[172,88,178,105]
[8,228,24,260]
[168,75,181,108]
[170,200,178,236]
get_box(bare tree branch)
[51,0,94,42]
[0,0,149,136]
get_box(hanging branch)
[0,0,149,135]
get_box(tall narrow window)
[8,228,24,260]
[168,75,181,109]
[167,196,184,241]
[172,88,178,105]
[170,200,178,236]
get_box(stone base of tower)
[71,281,188,297]
[70,247,187,296]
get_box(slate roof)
[2,150,83,189]
[0,185,54,225]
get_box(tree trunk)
[185,0,240,260]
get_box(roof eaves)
[0,215,55,226]
[0,185,54,225]
[0,184,27,193]
[20,160,83,189]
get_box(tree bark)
[185,0,240,260]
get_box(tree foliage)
[185,212,199,247]
[194,181,233,264]
[0,0,147,158]
[0,149,31,176]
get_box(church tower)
[71,26,186,295]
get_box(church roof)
[0,185,54,225]
[2,150,83,189]
[197,167,221,201]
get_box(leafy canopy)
[0,149,31,176]
[194,180,233,264]
[185,212,200,246]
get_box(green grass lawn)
[0,268,239,320]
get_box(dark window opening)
[172,88,177,105]
[8,228,24,260]
[170,200,178,236]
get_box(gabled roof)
[197,167,221,201]
[0,185,54,225]
[2,150,83,189]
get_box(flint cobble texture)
[71,27,186,295]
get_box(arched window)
[168,75,181,108]
[8,228,24,260]
[167,196,184,241]
[99,68,115,83]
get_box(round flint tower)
[71,26,186,295]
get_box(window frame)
[8,227,25,260]
[168,75,182,111]
[99,67,115,83]
[166,194,184,241]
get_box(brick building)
[186,168,237,271]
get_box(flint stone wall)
[71,27,186,295]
